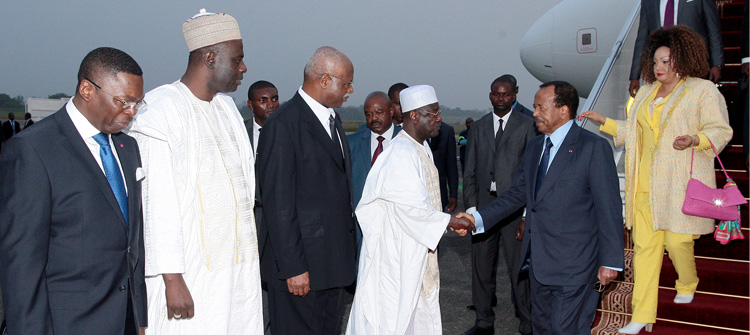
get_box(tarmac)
[339,190,525,335]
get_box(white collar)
[371,123,395,140]
[66,98,101,139]
[298,87,335,134]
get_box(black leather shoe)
[464,325,494,335]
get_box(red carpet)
[591,1,749,333]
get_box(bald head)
[303,46,352,83]
[300,46,354,108]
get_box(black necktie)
[329,114,342,152]
[495,119,504,149]
[535,137,553,197]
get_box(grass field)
[0,107,25,119]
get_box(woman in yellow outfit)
[580,26,732,334]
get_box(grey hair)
[303,46,348,82]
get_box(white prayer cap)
[399,85,438,113]
[182,9,241,52]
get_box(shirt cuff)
[603,266,622,272]
[471,211,485,235]
[695,133,711,151]
[599,118,617,137]
[465,207,477,214]
[742,57,749,64]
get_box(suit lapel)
[528,136,545,202]
[534,123,580,203]
[113,133,138,234]
[55,110,128,228]
[483,115,496,154]
[498,111,522,148]
[297,95,346,171]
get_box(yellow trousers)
[631,192,699,323]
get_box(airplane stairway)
[591,1,749,334]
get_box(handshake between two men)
[447,212,477,236]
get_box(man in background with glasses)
[127,9,262,334]
[0,47,148,335]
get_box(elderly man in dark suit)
[256,46,357,335]
[0,47,147,335]
[629,0,724,96]
[463,76,537,335]
[460,81,624,335]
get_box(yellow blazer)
[612,77,732,234]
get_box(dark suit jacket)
[463,111,536,217]
[347,124,401,208]
[256,92,357,291]
[631,0,724,80]
[514,102,534,119]
[429,122,459,208]
[23,119,34,129]
[477,122,624,286]
[0,107,147,334]
[2,120,21,141]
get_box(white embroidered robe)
[127,81,262,334]
[346,131,450,335]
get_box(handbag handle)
[689,137,731,180]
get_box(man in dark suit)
[498,74,534,119]
[23,113,34,130]
[463,76,537,335]
[245,80,279,155]
[347,91,402,266]
[460,81,624,334]
[244,80,279,335]
[2,113,21,141]
[429,121,459,212]
[348,91,402,208]
[0,47,147,335]
[629,0,724,96]
[458,117,473,175]
[388,82,408,126]
[256,46,357,335]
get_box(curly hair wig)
[639,25,709,83]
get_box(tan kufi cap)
[182,9,241,52]
[400,85,438,112]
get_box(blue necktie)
[535,137,553,197]
[93,133,129,227]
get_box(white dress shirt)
[492,109,512,135]
[298,87,344,154]
[369,124,395,158]
[252,117,262,154]
[65,98,127,193]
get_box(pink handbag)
[681,141,746,221]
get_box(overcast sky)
[1,0,563,111]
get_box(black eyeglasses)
[325,73,353,90]
[83,77,147,111]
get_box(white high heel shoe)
[673,293,694,304]
[618,321,653,334]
